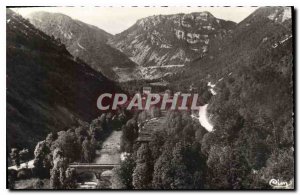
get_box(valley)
[7,6,294,190]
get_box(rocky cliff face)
[109,12,236,67]
[167,7,293,86]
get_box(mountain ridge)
[108,11,236,79]
[109,11,236,67]
[28,11,141,82]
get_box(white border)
[1,0,299,194]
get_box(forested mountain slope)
[7,9,120,151]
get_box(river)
[94,130,122,164]
[78,130,122,189]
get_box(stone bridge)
[69,163,120,179]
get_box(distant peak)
[254,6,292,23]
[190,11,215,18]
[136,11,218,27]
[29,11,73,21]
[30,11,70,17]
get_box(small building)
[143,87,152,95]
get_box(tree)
[45,132,57,146]
[121,119,139,152]
[152,145,173,189]
[152,133,209,189]
[50,167,60,189]
[132,144,153,189]
[260,149,294,184]
[165,111,183,134]
[52,148,68,169]
[50,148,69,189]
[7,169,17,189]
[19,149,30,168]
[51,131,81,162]
[89,120,104,140]
[65,168,77,189]
[59,167,67,189]
[170,142,191,189]
[149,130,167,160]
[111,167,127,189]
[82,137,93,163]
[201,132,219,155]
[116,154,136,189]
[206,145,251,189]
[33,141,51,178]
[75,125,88,144]
[10,148,20,168]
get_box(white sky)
[11,7,258,35]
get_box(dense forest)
[112,107,293,189]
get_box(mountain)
[157,7,293,187]
[108,12,236,79]
[28,11,140,82]
[179,6,293,83]
[6,9,121,151]
[169,6,293,151]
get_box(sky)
[11,7,258,35]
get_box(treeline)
[8,111,128,189]
[113,110,208,189]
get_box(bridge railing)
[69,163,120,166]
